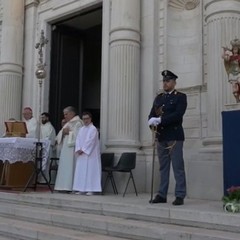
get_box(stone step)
[0,237,17,240]
[0,192,239,234]
[0,216,129,240]
[0,201,240,240]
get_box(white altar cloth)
[0,137,50,167]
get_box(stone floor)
[0,189,239,240]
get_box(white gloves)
[148,117,161,126]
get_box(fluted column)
[203,0,240,149]
[106,0,141,150]
[22,0,39,113]
[0,0,24,135]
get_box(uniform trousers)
[157,140,186,199]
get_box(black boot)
[172,197,184,206]
[149,194,167,204]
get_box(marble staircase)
[0,192,239,239]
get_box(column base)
[105,140,142,152]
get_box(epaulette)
[174,90,184,95]
[177,91,185,95]
[158,92,164,96]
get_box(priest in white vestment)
[55,118,67,158]
[22,107,38,138]
[73,112,102,194]
[40,112,56,181]
[54,106,83,192]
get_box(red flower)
[227,186,240,193]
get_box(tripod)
[23,141,53,192]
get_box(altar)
[0,137,50,188]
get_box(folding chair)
[101,153,117,194]
[106,152,138,197]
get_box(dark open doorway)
[49,7,102,132]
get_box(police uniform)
[148,70,187,205]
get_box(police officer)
[148,70,187,205]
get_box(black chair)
[48,157,59,184]
[105,152,138,197]
[101,153,118,194]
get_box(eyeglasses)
[82,117,90,120]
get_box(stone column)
[203,0,240,150]
[106,0,141,150]
[22,0,39,113]
[0,0,24,135]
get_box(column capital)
[1,0,24,64]
[110,0,140,31]
[109,0,141,45]
[0,63,23,75]
[109,28,140,45]
[205,0,240,22]
[25,0,39,8]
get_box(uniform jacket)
[149,90,187,141]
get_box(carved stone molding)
[156,84,207,96]
[25,0,39,8]
[168,0,200,10]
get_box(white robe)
[54,116,83,191]
[24,117,38,138]
[73,123,102,192]
[55,129,64,158]
[40,122,56,148]
[40,122,56,180]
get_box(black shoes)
[172,197,184,206]
[149,194,167,204]
[149,195,184,205]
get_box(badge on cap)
[161,70,178,80]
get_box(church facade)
[0,0,239,200]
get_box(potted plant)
[222,186,240,213]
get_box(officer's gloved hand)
[148,117,161,126]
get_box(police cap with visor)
[162,70,178,81]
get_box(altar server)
[40,112,56,147]
[73,112,102,195]
[40,112,56,178]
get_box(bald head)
[23,107,33,120]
